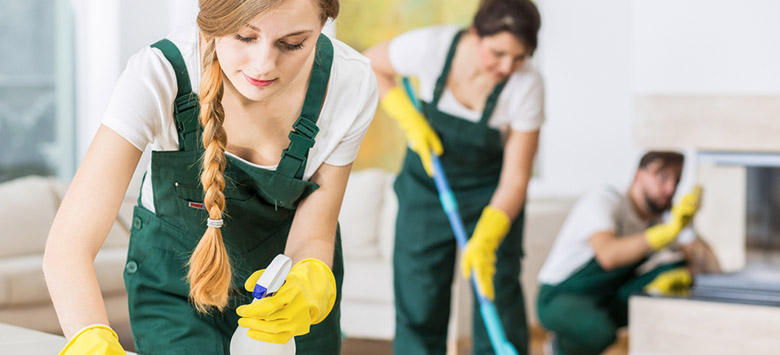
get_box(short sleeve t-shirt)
[388,25,545,133]
[102,25,378,212]
[537,186,697,285]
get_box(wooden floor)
[342,338,393,355]
[341,325,628,355]
[120,323,626,354]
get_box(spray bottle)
[230,254,295,355]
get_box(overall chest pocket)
[171,180,256,235]
[171,179,295,241]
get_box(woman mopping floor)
[365,0,544,353]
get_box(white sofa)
[337,169,577,349]
[338,169,399,340]
[0,176,135,338]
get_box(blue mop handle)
[401,77,423,109]
[431,156,519,355]
[401,78,518,355]
[430,156,467,248]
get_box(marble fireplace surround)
[634,94,780,272]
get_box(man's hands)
[645,186,702,250]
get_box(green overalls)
[537,232,684,354]
[123,35,343,355]
[393,31,528,355]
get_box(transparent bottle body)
[230,326,295,355]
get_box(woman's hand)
[59,325,127,355]
[236,259,337,344]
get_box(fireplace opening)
[746,166,780,264]
[690,165,780,306]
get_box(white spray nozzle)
[252,254,293,300]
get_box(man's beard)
[645,196,670,215]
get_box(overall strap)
[431,30,464,108]
[276,34,334,179]
[151,39,200,152]
[431,30,508,128]
[478,81,506,126]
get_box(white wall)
[631,0,780,95]
[73,0,120,160]
[118,1,170,66]
[630,0,780,191]
[529,0,780,199]
[530,0,640,198]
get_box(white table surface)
[0,323,137,354]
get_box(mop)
[401,77,519,355]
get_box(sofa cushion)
[0,247,128,307]
[339,169,389,259]
[0,177,59,258]
[341,302,395,340]
[341,258,394,304]
[377,175,398,262]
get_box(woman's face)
[215,0,324,103]
[475,31,529,81]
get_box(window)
[0,0,74,182]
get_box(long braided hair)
[187,0,340,313]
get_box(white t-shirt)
[102,25,378,212]
[388,25,544,133]
[537,186,696,286]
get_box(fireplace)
[633,94,780,305]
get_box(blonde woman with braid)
[43,0,377,354]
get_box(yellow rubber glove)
[644,267,692,296]
[645,185,702,250]
[460,206,511,301]
[236,258,337,344]
[380,86,443,176]
[59,325,126,355]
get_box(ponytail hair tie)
[207,218,223,228]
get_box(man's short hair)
[638,151,685,171]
